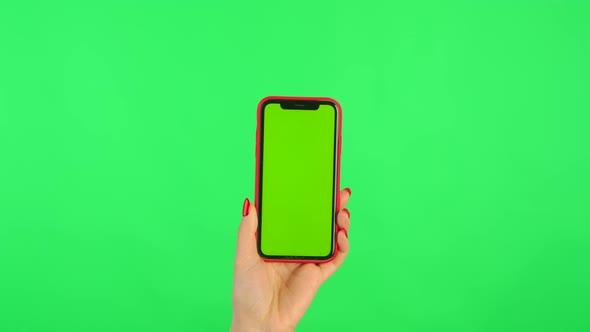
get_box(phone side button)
[255,132,259,157]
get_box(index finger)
[339,188,352,211]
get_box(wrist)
[229,323,258,332]
[230,318,293,332]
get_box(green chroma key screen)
[259,103,337,258]
[1,1,589,330]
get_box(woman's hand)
[231,188,352,332]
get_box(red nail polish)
[242,198,250,217]
[343,208,350,219]
[345,188,352,196]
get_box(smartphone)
[255,96,342,263]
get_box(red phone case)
[255,96,343,263]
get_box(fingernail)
[345,188,352,196]
[242,198,250,217]
[343,208,350,219]
[342,228,348,239]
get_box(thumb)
[235,198,259,267]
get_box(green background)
[260,103,336,258]
[1,1,589,331]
